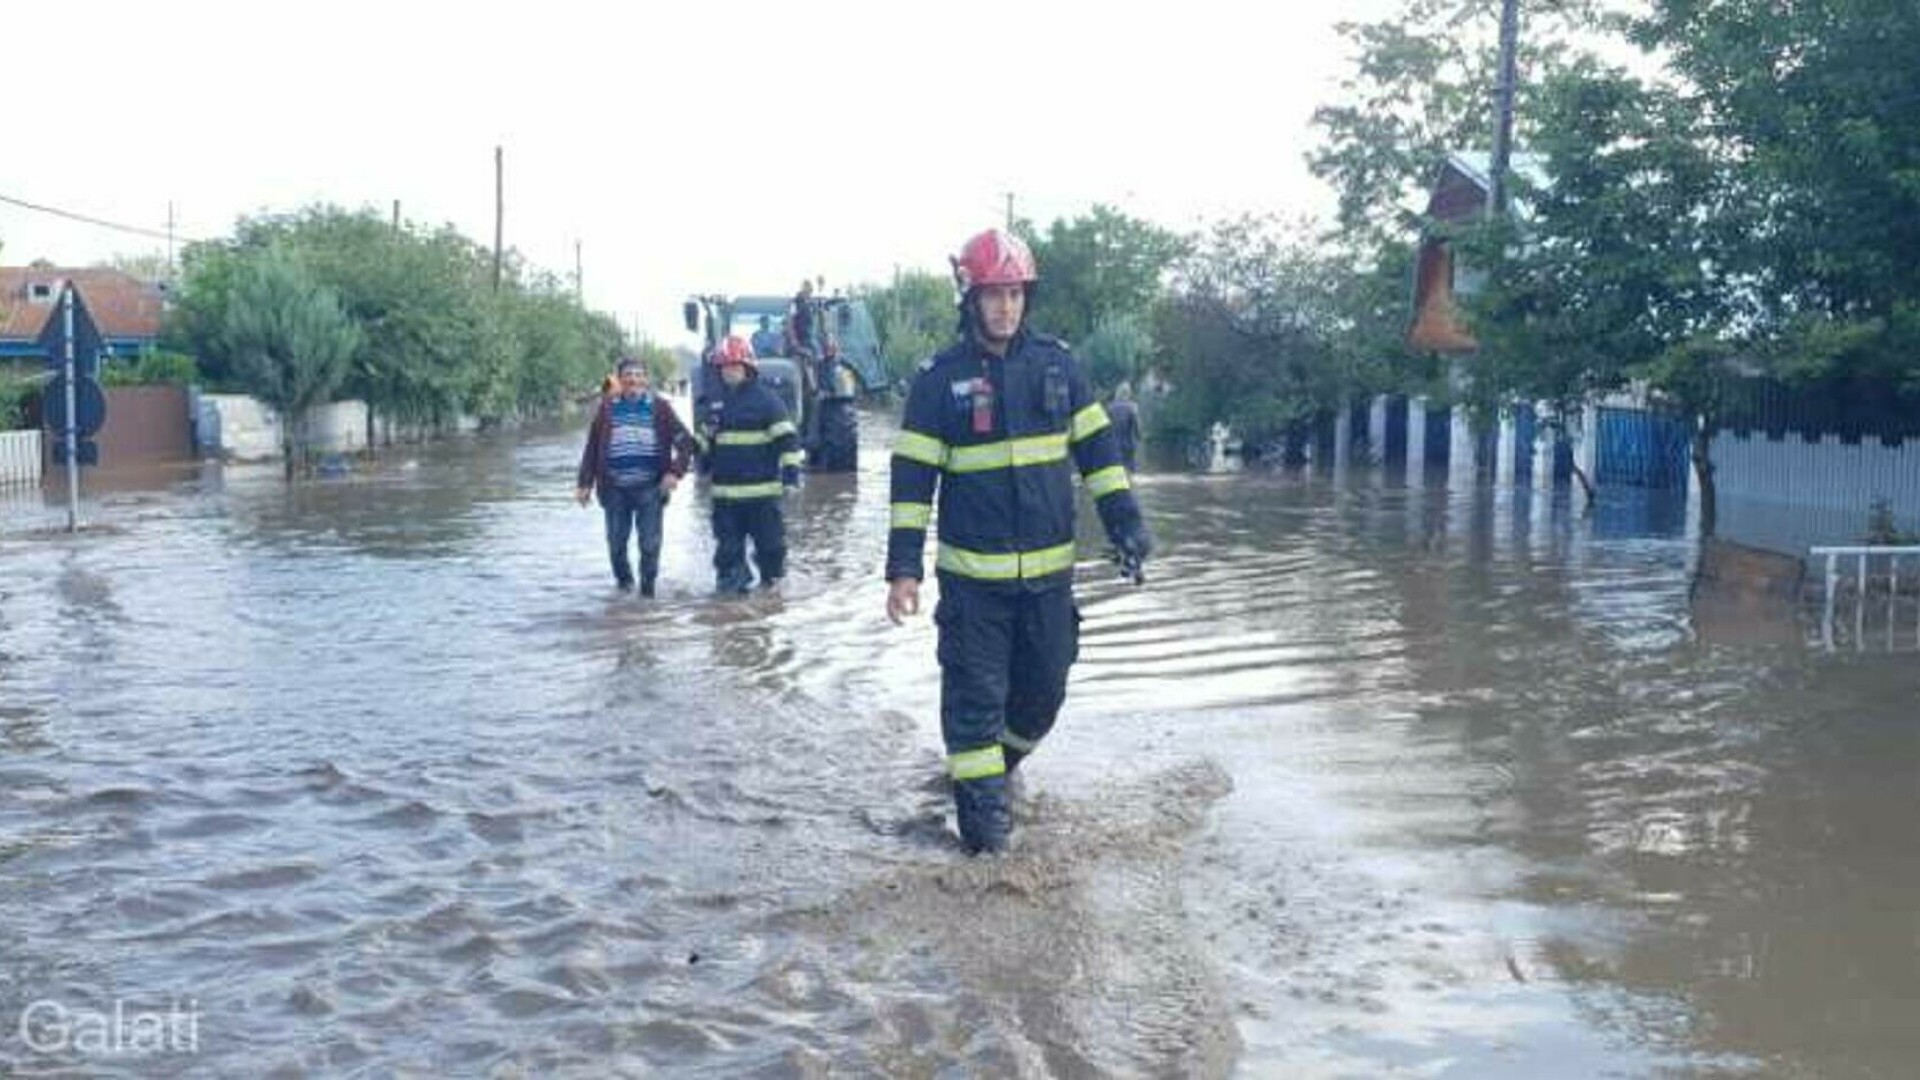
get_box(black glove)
[1111,519,1154,584]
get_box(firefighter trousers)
[934,576,1081,851]
[712,497,785,591]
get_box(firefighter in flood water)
[697,335,801,594]
[884,227,1152,855]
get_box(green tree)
[1,375,35,431]
[168,203,627,443]
[1458,61,1741,511]
[222,249,360,479]
[499,282,630,412]
[859,269,956,384]
[1016,205,1188,346]
[1320,0,1920,530]
[1079,314,1152,392]
[165,241,247,386]
[1458,0,1920,529]
[1309,0,1603,251]
[100,351,200,387]
[1306,0,1617,427]
[1631,0,1920,387]
[229,208,487,433]
[1153,217,1370,460]
[626,338,679,387]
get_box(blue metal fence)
[1597,406,1692,489]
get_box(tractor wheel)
[812,397,858,473]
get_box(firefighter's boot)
[953,775,1011,855]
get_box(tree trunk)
[364,403,376,458]
[1569,461,1597,507]
[1692,424,1717,537]
[1553,408,1596,508]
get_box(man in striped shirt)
[577,358,695,596]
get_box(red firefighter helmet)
[952,228,1038,292]
[711,334,758,371]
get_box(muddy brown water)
[2,416,1916,1077]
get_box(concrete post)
[1368,395,1389,466]
[1577,404,1599,489]
[1532,402,1555,489]
[1496,404,1518,488]
[1407,396,1428,482]
[1449,405,1479,490]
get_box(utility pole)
[392,200,401,231]
[1004,192,1015,230]
[1489,0,1521,217]
[166,201,176,276]
[61,289,79,532]
[574,239,583,305]
[492,146,505,293]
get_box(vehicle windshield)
[730,313,785,338]
[727,298,792,354]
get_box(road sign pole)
[62,288,80,531]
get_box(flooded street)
[4,414,1918,1077]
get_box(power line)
[0,189,203,246]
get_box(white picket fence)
[1811,544,1920,653]
[0,429,41,487]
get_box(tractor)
[682,292,886,473]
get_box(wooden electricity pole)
[1489,0,1521,216]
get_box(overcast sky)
[4,0,1397,344]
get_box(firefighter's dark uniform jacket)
[697,378,802,499]
[886,329,1145,851]
[698,375,801,590]
[886,331,1142,589]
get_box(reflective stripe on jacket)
[698,379,800,500]
[886,330,1142,589]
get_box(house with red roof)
[0,262,166,362]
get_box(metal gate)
[1596,406,1691,489]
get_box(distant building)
[1407,151,1549,355]
[0,263,166,362]
[1403,151,1918,551]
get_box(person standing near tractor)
[697,335,802,594]
[884,228,1153,855]
[786,279,816,357]
[751,314,783,359]
[576,357,695,597]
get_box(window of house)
[28,282,54,302]
[1453,259,1487,298]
